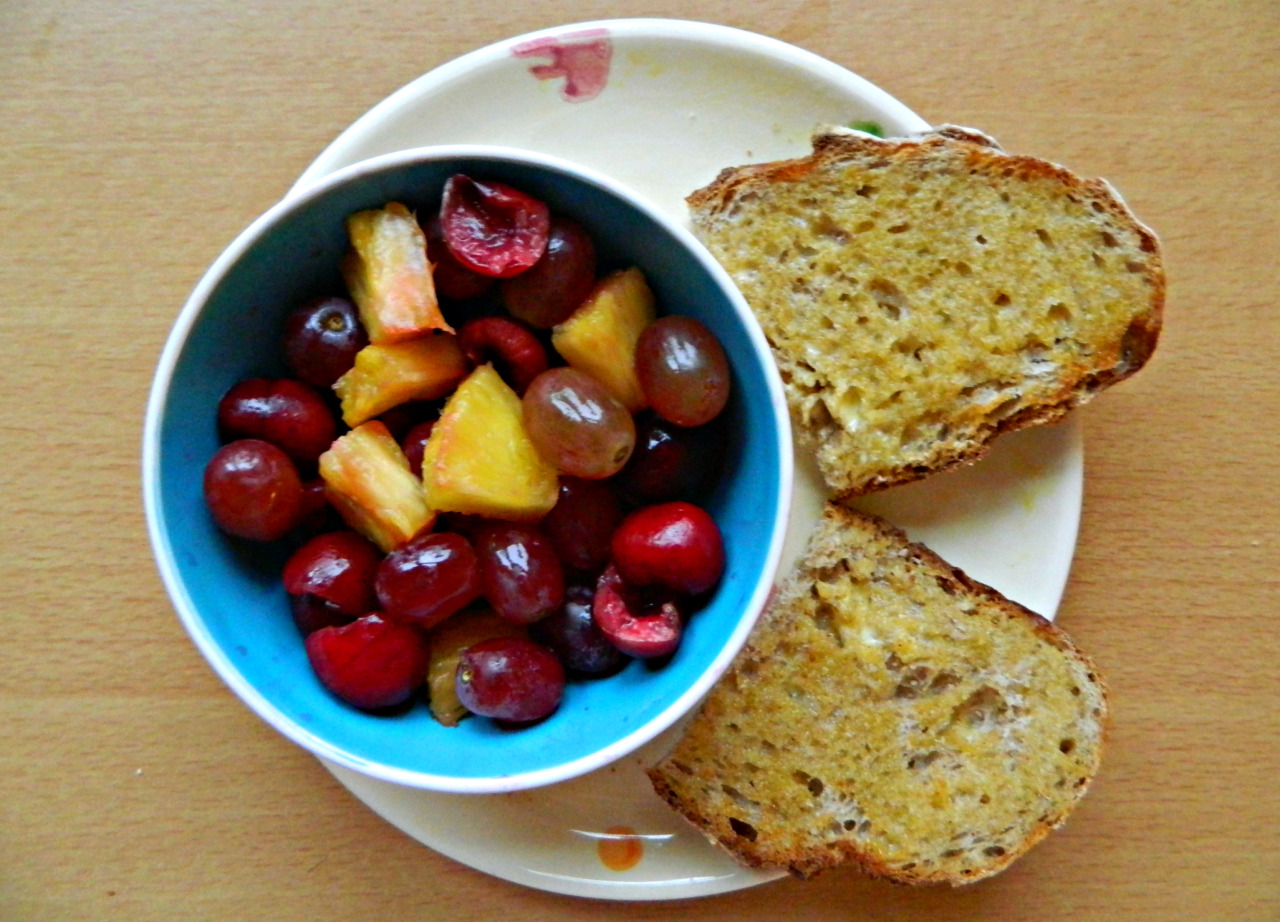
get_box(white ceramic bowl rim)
[143,143,793,792]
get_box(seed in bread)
[646,504,1108,884]
[686,126,1164,498]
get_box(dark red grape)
[439,174,550,278]
[616,413,724,504]
[611,501,725,596]
[203,439,303,542]
[306,613,429,710]
[283,530,381,615]
[375,532,483,630]
[455,637,565,722]
[542,477,624,575]
[217,378,337,464]
[522,367,635,478]
[400,420,435,478]
[530,583,628,677]
[634,316,731,427]
[281,295,368,387]
[500,215,596,328]
[476,523,565,625]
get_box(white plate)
[297,19,1083,901]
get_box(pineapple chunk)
[420,364,559,521]
[319,421,434,552]
[425,609,528,726]
[551,267,656,412]
[342,202,453,343]
[333,335,469,427]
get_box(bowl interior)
[146,149,790,791]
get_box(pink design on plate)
[511,28,612,102]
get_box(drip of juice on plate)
[597,825,643,871]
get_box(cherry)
[457,315,549,394]
[530,583,629,677]
[542,477,624,575]
[424,214,496,301]
[203,439,303,542]
[283,530,381,615]
[217,378,337,464]
[476,523,565,625]
[455,637,566,723]
[281,295,368,388]
[500,215,597,328]
[305,613,429,711]
[592,564,682,660]
[374,532,483,630]
[610,501,725,596]
[439,174,550,279]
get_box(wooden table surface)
[4,0,1277,919]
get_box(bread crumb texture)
[688,127,1164,496]
[647,505,1108,885]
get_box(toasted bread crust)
[647,505,1109,884]
[688,126,1164,498]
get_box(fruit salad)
[201,174,734,728]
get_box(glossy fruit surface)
[425,610,528,727]
[592,564,682,659]
[500,215,597,328]
[424,214,495,301]
[375,531,483,630]
[611,501,725,596]
[283,530,381,615]
[455,637,565,723]
[476,523,565,625]
[541,477,624,575]
[281,295,368,387]
[616,413,724,504]
[217,378,337,464]
[440,174,550,278]
[634,315,731,427]
[530,583,628,677]
[203,439,303,542]
[290,594,355,636]
[305,613,429,710]
[522,367,636,479]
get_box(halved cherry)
[439,174,550,278]
[305,613,429,711]
[591,564,682,660]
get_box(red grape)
[500,215,596,328]
[203,439,303,542]
[476,523,565,625]
[530,583,629,677]
[455,637,565,723]
[634,316,731,427]
[217,378,337,464]
[375,532,483,630]
[542,477,624,575]
[522,367,635,478]
[616,413,724,504]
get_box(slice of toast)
[646,504,1108,884]
[687,126,1164,498]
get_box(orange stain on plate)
[597,825,643,871]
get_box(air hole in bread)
[729,818,758,842]
[855,184,876,198]
[954,261,973,278]
[854,219,876,234]
[811,212,850,242]
[808,777,825,796]
[1048,302,1072,324]
[942,848,963,858]
[979,793,991,804]
[975,233,988,245]
[1125,260,1145,273]
[993,292,1011,307]
[952,685,1009,727]
[888,222,911,234]
[1059,738,1076,754]
[1035,228,1054,248]
[722,784,760,809]
[1100,230,1119,248]
[1092,250,1106,268]
[983,845,1007,857]
[869,278,907,320]
[907,751,941,770]
[811,600,845,648]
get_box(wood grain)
[2,0,1277,919]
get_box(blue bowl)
[142,146,792,792]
